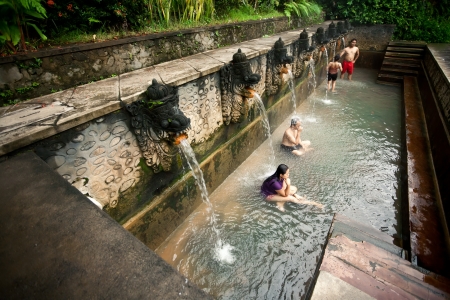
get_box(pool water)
[156,68,402,299]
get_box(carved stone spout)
[328,21,338,39]
[345,19,352,31]
[265,38,295,95]
[274,37,294,66]
[315,27,324,45]
[220,49,262,125]
[125,79,191,172]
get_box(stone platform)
[310,214,450,299]
[0,151,211,299]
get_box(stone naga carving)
[291,29,309,78]
[125,79,191,172]
[220,49,261,125]
[328,21,337,39]
[266,37,294,95]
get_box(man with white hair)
[281,117,312,156]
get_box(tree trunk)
[16,15,27,51]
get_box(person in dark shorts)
[260,164,323,211]
[281,117,312,156]
[327,55,342,92]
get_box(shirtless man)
[281,117,312,156]
[339,38,359,81]
[327,54,343,92]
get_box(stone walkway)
[0,151,212,299]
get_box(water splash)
[253,93,275,165]
[287,70,297,113]
[308,58,317,113]
[323,46,329,100]
[178,139,235,264]
[341,36,346,51]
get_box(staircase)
[309,214,450,299]
[377,41,427,86]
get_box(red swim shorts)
[342,60,354,75]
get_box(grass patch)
[35,8,285,48]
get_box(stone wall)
[424,46,450,131]
[0,16,317,106]
[346,24,396,51]
[421,45,450,235]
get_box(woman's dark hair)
[334,55,340,61]
[263,164,289,184]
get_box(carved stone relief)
[35,112,142,208]
[219,49,263,125]
[178,73,223,144]
[265,38,294,95]
[125,79,191,173]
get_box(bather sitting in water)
[281,117,312,156]
[261,164,323,212]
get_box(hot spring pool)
[156,68,402,299]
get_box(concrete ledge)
[403,76,450,276]
[0,151,211,299]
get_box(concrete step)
[316,256,418,299]
[331,213,404,258]
[383,56,421,64]
[322,235,450,299]
[386,46,425,54]
[389,41,427,48]
[380,66,419,76]
[381,58,421,70]
[376,73,403,86]
[385,51,423,59]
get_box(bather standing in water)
[327,55,343,92]
[281,117,312,156]
[261,164,323,212]
[339,38,359,81]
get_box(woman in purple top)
[261,164,323,212]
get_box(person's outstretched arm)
[354,48,359,62]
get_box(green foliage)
[0,89,14,99]
[145,100,164,109]
[316,0,450,43]
[218,4,282,22]
[0,0,47,51]
[145,0,215,25]
[16,57,42,69]
[284,0,321,19]
[16,86,33,93]
[46,0,149,36]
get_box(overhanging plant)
[0,0,47,52]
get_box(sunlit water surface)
[156,69,402,299]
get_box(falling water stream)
[157,69,402,299]
[253,93,275,165]
[287,70,297,113]
[323,46,329,102]
[178,139,235,264]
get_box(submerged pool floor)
[156,68,402,299]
